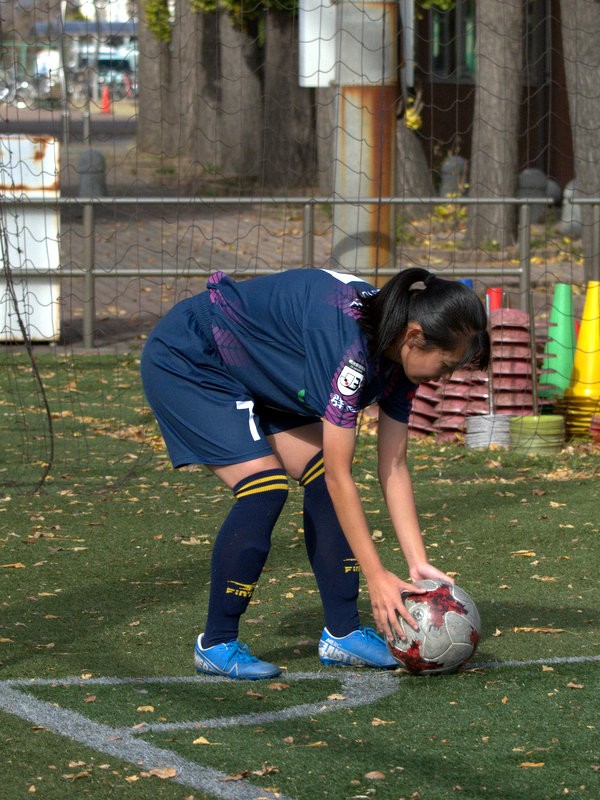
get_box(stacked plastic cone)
[409,308,540,443]
[555,281,600,437]
[488,308,538,417]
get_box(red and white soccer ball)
[387,580,481,675]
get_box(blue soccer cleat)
[194,634,282,680]
[318,626,398,669]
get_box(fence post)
[518,203,531,312]
[82,203,95,349]
[302,202,314,268]
[591,202,600,283]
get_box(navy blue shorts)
[140,298,320,467]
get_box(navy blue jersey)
[194,269,416,428]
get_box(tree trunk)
[218,13,263,181]
[170,5,220,166]
[262,11,316,188]
[468,0,523,248]
[316,87,336,195]
[137,1,171,156]
[559,0,600,277]
[396,124,434,221]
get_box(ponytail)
[359,268,490,371]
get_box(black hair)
[359,267,490,370]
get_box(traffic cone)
[556,280,600,437]
[486,287,503,312]
[538,283,577,399]
[101,84,111,114]
[567,280,600,398]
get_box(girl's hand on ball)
[367,569,425,640]
[410,561,455,586]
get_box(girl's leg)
[299,451,360,636]
[272,427,396,670]
[203,456,288,646]
[194,455,288,680]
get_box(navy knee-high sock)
[300,453,360,637]
[203,469,288,647]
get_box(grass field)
[1,353,599,800]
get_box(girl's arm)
[321,418,421,639]
[376,408,455,585]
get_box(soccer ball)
[387,580,481,675]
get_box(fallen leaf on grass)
[252,764,279,777]
[219,771,249,782]
[511,550,536,558]
[192,736,223,746]
[566,682,584,689]
[62,771,91,781]
[512,627,566,634]
[1,562,26,569]
[519,762,545,769]
[219,764,278,782]
[327,693,346,701]
[142,768,177,780]
[136,705,155,712]
[268,682,289,691]
[365,771,386,780]
[371,718,396,726]
[180,537,211,546]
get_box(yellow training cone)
[566,280,600,399]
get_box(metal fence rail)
[3,195,599,348]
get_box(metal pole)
[82,203,95,349]
[527,290,539,417]
[302,202,314,268]
[331,0,397,282]
[518,203,531,312]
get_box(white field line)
[1,656,599,799]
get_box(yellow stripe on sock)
[300,457,325,487]
[234,474,288,499]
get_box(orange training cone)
[101,84,111,114]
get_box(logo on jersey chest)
[337,358,366,396]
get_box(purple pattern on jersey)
[323,285,365,320]
[208,272,243,323]
[211,327,251,368]
[207,271,250,367]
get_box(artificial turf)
[0,353,598,799]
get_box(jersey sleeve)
[302,328,369,428]
[378,369,417,424]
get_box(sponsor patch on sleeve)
[337,358,366,397]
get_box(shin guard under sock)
[300,452,360,637]
[203,469,288,647]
